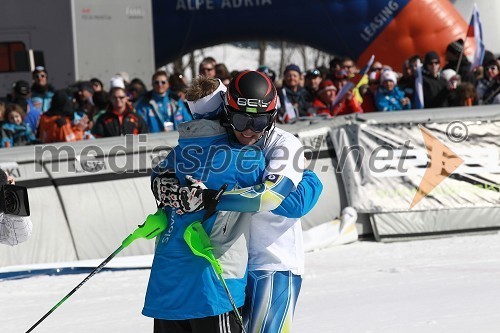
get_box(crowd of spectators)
[0,39,498,148]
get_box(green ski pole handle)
[122,208,168,247]
[183,183,247,333]
[184,221,247,333]
[184,221,222,275]
[26,208,168,333]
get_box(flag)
[414,59,424,109]
[467,3,485,69]
[332,55,374,110]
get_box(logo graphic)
[410,125,464,209]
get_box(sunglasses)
[487,66,498,71]
[306,69,320,77]
[36,74,46,79]
[229,111,275,133]
[154,80,167,85]
[372,67,383,71]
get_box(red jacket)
[308,97,363,117]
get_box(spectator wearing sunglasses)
[91,77,147,138]
[30,66,55,112]
[135,70,192,133]
[303,68,323,104]
[199,57,217,78]
[422,51,450,109]
[476,59,500,103]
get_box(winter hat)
[284,64,301,75]
[110,75,126,90]
[380,70,398,84]
[116,71,130,85]
[318,80,337,95]
[424,51,441,65]
[441,69,457,81]
[32,66,47,76]
[446,39,464,56]
[13,80,30,96]
[187,79,227,120]
[78,81,94,94]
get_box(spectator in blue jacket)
[30,66,55,112]
[135,70,192,133]
[1,104,36,147]
[375,70,411,111]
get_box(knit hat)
[424,51,440,65]
[318,80,337,95]
[441,69,458,82]
[284,64,301,75]
[13,80,30,96]
[446,39,464,56]
[187,79,227,120]
[380,70,398,84]
[110,75,126,90]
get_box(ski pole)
[183,183,247,333]
[184,221,247,333]
[26,208,168,333]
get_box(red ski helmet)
[223,70,278,133]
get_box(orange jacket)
[37,114,84,143]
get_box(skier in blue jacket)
[148,72,322,333]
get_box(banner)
[331,120,500,213]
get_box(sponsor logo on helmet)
[237,98,270,108]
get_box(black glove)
[175,176,219,214]
[151,169,180,207]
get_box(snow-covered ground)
[2,232,500,333]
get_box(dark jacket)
[422,70,450,109]
[92,104,148,138]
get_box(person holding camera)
[0,169,32,246]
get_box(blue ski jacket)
[143,119,265,320]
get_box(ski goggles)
[228,111,275,133]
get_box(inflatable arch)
[153,0,471,70]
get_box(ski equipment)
[183,183,246,332]
[26,208,168,333]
